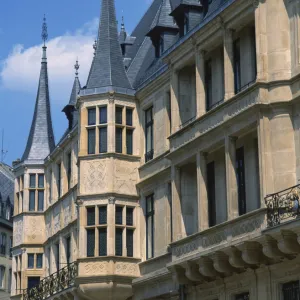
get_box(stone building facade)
[0,162,14,300]
[10,0,300,300]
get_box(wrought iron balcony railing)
[145,149,154,163]
[265,184,300,227]
[23,262,78,300]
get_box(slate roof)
[0,163,14,206]
[85,0,133,94]
[21,46,55,164]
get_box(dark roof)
[21,46,55,163]
[86,0,132,93]
[68,76,81,106]
[0,163,14,206]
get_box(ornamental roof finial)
[93,40,97,56]
[74,59,80,77]
[121,15,125,32]
[42,14,48,46]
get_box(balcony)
[265,184,300,228]
[23,262,78,300]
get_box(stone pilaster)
[107,197,116,256]
[225,136,238,220]
[170,67,180,134]
[195,48,206,117]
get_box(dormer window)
[155,34,164,58]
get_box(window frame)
[145,107,154,162]
[146,194,154,259]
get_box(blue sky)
[0,0,150,165]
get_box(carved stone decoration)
[82,160,107,194]
[212,251,237,274]
[197,257,219,278]
[115,262,138,276]
[14,219,23,246]
[181,261,206,282]
[108,197,116,205]
[277,230,300,254]
[225,247,247,269]
[240,242,265,265]
[262,235,285,259]
[80,261,108,276]
[25,217,44,242]
[114,161,137,195]
[108,92,115,103]
[168,265,191,284]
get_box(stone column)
[170,67,180,134]
[108,95,115,153]
[171,165,183,241]
[223,28,235,100]
[79,106,88,156]
[107,197,116,256]
[195,48,206,117]
[225,136,238,220]
[254,0,268,81]
[196,152,208,231]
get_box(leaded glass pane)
[88,108,96,125]
[116,107,123,124]
[126,207,134,226]
[38,191,44,211]
[86,229,95,257]
[99,228,107,256]
[115,228,123,256]
[115,206,123,225]
[126,229,134,257]
[87,207,95,226]
[29,191,35,211]
[99,206,107,224]
[28,254,34,269]
[88,129,96,154]
[38,174,44,188]
[116,128,123,153]
[126,108,133,126]
[99,106,107,124]
[99,127,107,153]
[126,129,133,155]
[283,281,300,300]
[29,174,36,188]
[36,254,43,269]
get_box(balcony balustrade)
[23,262,78,300]
[265,184,300,228]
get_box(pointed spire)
[85,0,133,94]
[21,16,55,163]
[121,16,125,32]
[119,15,127,43]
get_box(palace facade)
[10,0,300,300]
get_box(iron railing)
[235,77,256,94]
[179,116,196,130]
[23,262,78,300]
[265,184,300,227]
[207,98,224,112]
[145,149,154,163]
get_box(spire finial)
[121,15,125,32]
[93,40,97,56]
[74,59,80,77]
[42,14,48,46]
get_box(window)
[126,207,134,226]
[116,206,123,225]
[116,128,123,153]
[146,194,154,259]
[251,26,257,81]
[38,190,44,211]
[38,174,44,188]
[87,229,95,257]
[87,207,95,226]
[116,107,123,124]
[205,59,213,111]
[88,128,96,154]
[115,228,123,256]
[88,108,96,125]
[27,277,40,290]
[36,254,43,269]
[29,191,35,212]
[99,127,107,153]
[99,106,107,124]
[57,163,62,198]
[207,161,216,227]
[99,206,107,225]
[126,129,133,155]
[283,281,300,300]
[126,229,134,257]
[235,292,250,300]
[67,152,72,190]
[99,228,107,256]
[55,243,60,272]
[86,205,108,258]
[236,147,246,216]
[126,108,133,126]
[9,237,12,258]
[28,254,34,269]
[0,266,5,289]
[234,38,241,94]
[29,174,36,188]
[145,107,154,162]
[66,237,71,265]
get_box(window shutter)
[126,229,134,257]
[99,206,107,224]
[115,228,123,256]
[86,229,95,257]
[99,228,107,256]
[126,129,133,155]
[115,128,123,153]
[99,127,107,153]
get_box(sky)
[0,0,151,166]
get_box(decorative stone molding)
[180,261,206,282]
[168,265,191,284]
[108,197,116,204]
[108,92,115,104]
[213,251,237,274]
[262,236,285,259]
[277,230,300,254]
[240,242,265,265]
[198,257,219,278]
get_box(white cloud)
[0,18,98,104]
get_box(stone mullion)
[108,98,115,153]
[107,198,115,256]
[170,67,180,134]
[195,48,206,117]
